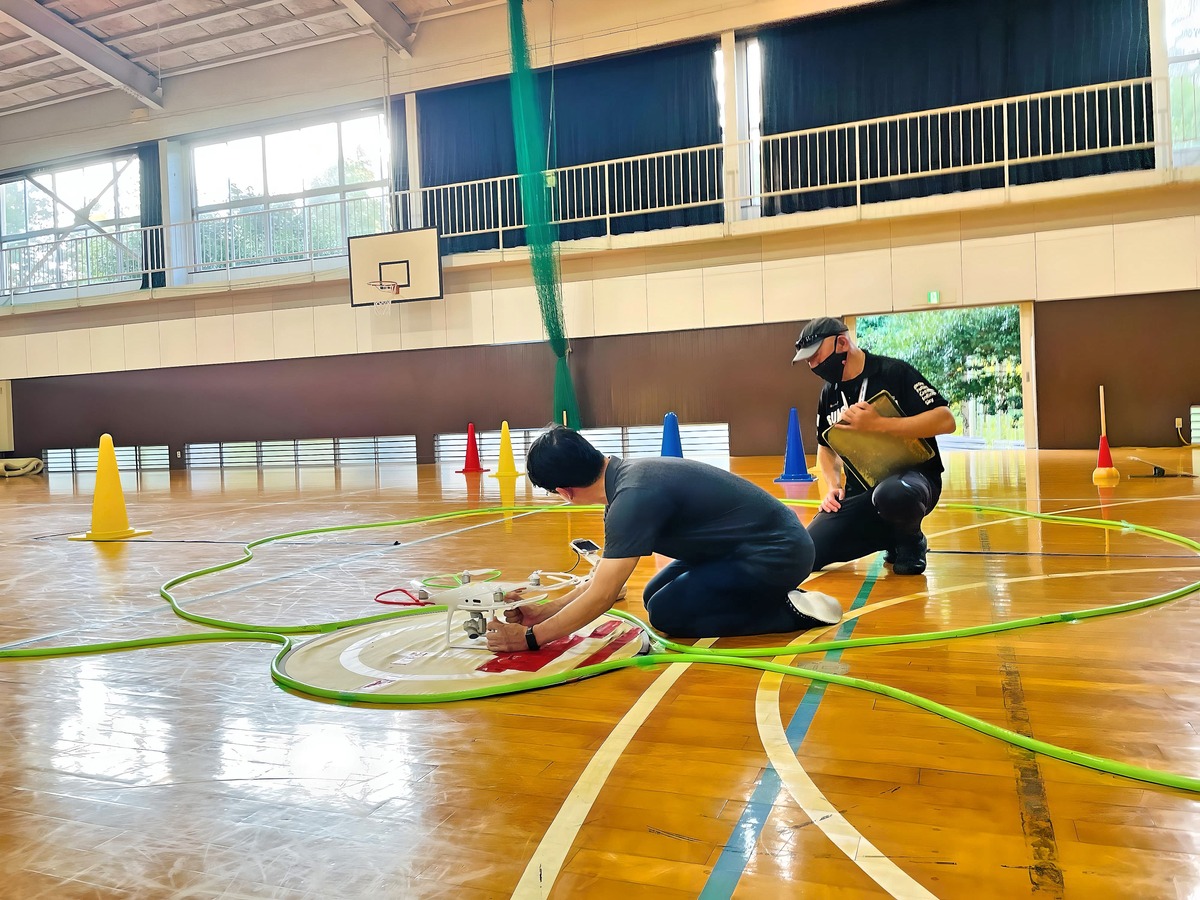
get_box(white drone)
[405,538,604,651]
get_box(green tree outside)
[856,304,1023,444]
[196,146,388,270]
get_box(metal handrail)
[1,73,1192,305]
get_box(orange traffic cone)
[456,422,489,474]
[68,434,152,541]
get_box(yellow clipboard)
[822,390,935,489]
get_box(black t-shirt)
[601,456,811,586]
[815,352,949,497]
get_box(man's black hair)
[525,425,605,492]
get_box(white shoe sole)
[787,589,842,626]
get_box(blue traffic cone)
[661,412,683,458]
[775,407,814,482]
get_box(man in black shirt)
[484,426,842,651]
[792,317,956,575]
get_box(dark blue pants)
[809,471,940,570]
[642,554,814,638]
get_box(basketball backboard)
[348,227,443,306]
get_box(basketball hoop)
[348,229,443,308]
[368,280,400,297]
[367,280,398,314]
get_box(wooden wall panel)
[11,322,824,462]
[1034,291,1200,449]
[22,291,1192,463]
[571,323,821,456]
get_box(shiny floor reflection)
[1,447,1198,898]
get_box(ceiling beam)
[0,0,162,108]
[338,0,414,57]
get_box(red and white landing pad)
[277,610,648,701]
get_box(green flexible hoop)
[1,500,1197,793]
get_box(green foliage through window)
[190,112,390,270]
[857,305,1023,441]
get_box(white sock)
[787,589,842,626]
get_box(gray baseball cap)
[792,317,848,363]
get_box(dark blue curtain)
[760,0,1152,215]
[417,78,517,254]
[138,142,165,289]
[416,40,721,254]
[548,41,722,241]
[1005,0,1152,185]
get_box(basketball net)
[367,281,399,316]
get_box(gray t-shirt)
[601,456,811,586]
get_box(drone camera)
[462,611,487,639]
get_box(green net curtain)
[507,0,581,429]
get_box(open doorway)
[855,304,1024,449]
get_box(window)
[1167,0,1200,164]
[0,154,141,297]
[715,38,764,217]
[190,111,390,270]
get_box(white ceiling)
[0,0,500,117]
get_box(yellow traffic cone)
[490,420,523,478]
[68,434,152,541]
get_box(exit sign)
[927,290,940,304]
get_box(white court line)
[514,504,1198,898]
[186,509,544,603]
[802,494,1194,587]
[756,658,939,900]
[756,564,1200,899]
[511,637,718,899]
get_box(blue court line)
[698,556,885,899]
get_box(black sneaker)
[883,548,895,565]
[891,533,928,576]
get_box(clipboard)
[822,390,935,489]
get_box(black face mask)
[811,349,847,384]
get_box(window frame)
[186,106,392,272]
[0,150,142,298]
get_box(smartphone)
[570,538,602,554]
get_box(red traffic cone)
[1092,385,1119,486]
[1092,434,1119,486]
[457,423,489,474]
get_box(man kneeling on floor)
[792,316,957,575]
[485,426,841,653]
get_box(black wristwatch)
[525,626,540,651]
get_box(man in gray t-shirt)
[485,427,842,652]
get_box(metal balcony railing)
[1,74,1192,307]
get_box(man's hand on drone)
[502,595,550,626]
[485,618,531,653]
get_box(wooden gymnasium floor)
[1,445,1198,899]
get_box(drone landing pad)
[277,611,647,701]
